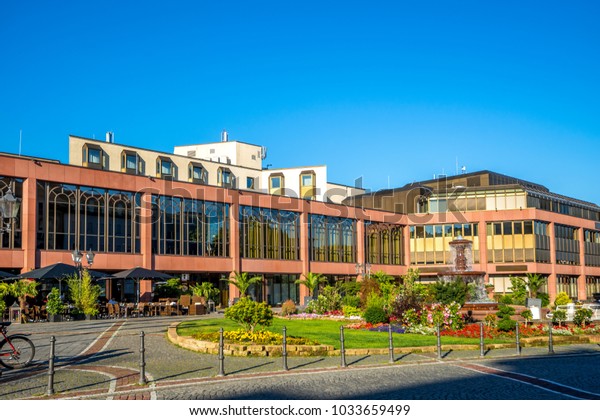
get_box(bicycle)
[0,321,35,369]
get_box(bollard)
[515,322,521,356]
[388,324,394,364]
[548,321,555,354]
[436,323,442,360]
[340,325,347,368]
[282,326,289,371]
[218,327,225,376]
[479,322,485,358]
[139,331,147,385]
[47,336,56,396]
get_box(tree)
[8,280,39,311]
[67,269,101,316]
[524,273,547,299]
[508,276,527,305]
[228,272,262,297]
[190,282,220,302]
[295,272,327,297]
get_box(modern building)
[1,134,599,306]
[343,170,600,302]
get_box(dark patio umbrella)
[105,267,172,303]
[14,263,111,295]
[0,270,15,279]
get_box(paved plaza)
[1,316,599,400]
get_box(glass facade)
[586,276,600,298]
[365,222,403,265]
[0,177,23,250]
[239,206,300,260]
[409,223,479,265]
[152,196,229,256]
[427,189,527,213]
[557,275,578,300]
[37,181,141,253]
[555,224,580,265]
[266,274,300,305]
[486,220,539,263]
[584,229,600,267]
[527,192,600,222]
[309,214,356,262]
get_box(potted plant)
[46,287,64,322]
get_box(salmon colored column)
[299,204,310,304]
[356,219,365,282]
[228,192,241,306]
[139,192,154,301]
[578,228,586,301]
[403,225,411,268]
[547,221,557,302]
[478,221,489,283]
[21,178,37,273]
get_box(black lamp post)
[0,188,21,233]
[71,249,95,278]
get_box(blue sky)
[1,1,599,204]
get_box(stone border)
[168,322,600,357]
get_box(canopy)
[106,267,172,281]
[0,270,15,279]
[15,263,110,280]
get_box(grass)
[177,317,514,349]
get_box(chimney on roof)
[106,131,114,143]
[221,130,228,142]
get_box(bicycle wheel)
[0,336,35,369]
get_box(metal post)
[548,321,554,354]
[139,331,147,385]
[218,327,225,376]
[282,326,289,371]
[515,322,521,356]
[479,322,485,358]
[340,325,347,368]
[388,324,395,363]
[47,336,56,396]
[436,323,442,359]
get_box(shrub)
[497,317,517,332]
[537,292,550,308]
[280,299,297,316]
[224,297,274,332]
[422,302,463,329]
[68,269,101,316]
[498,294,514,305]
[363,305,389,324]
[359,277,380,308]
[573,308,593,327]
[552,309,567,327]
[402,308,421,327]
[342,305,362,317]
[484,313,497,328]
[520,309,533,326]
[308,285,342,314]
[46,288,65,316]
[429,279,468,305]
[496,304,516,318]
[341,294,361,308]
[554,292,572,308]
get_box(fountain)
[441,236,497,314]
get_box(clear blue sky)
[2,1,599,204]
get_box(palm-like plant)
[9,280,39,310]
[525,273,547,298]
[228,272,262,297]
[295,272,327,298]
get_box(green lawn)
[177,317,513,349]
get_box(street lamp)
[0,188,21,233]
[72,249,95,277]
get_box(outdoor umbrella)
[105,267,172,303]
[14,263,111,295]
[0,270,15,279]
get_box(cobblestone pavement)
[1,316,599,400]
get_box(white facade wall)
[260,166,328,201]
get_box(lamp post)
[0,188,21,233]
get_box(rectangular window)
[126,154,137,170]
[301,174,313,187]
[246,177,255,189]
[222,170,231,184]
[161,161,172,175]
[271,177,281,189]
[88,149,101,164]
